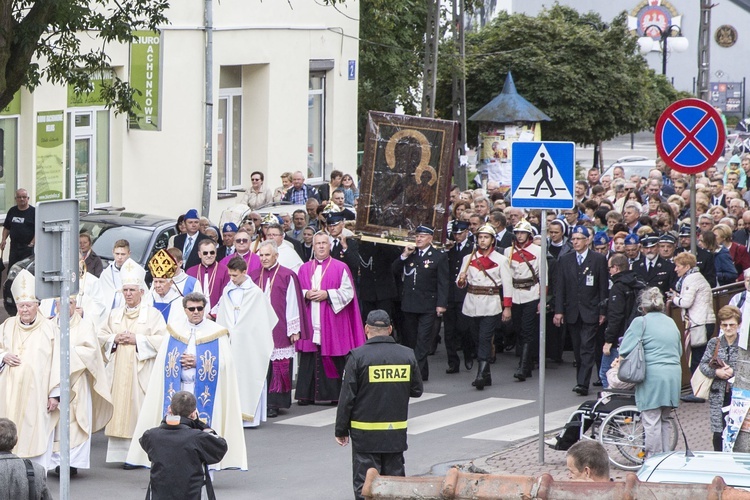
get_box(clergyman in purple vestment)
[219,229,261,274]
[186,239,230,319]
[295,233,365,404]
[251,240,311,416]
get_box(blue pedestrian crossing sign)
[511,142,575,209]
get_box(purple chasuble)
[220,251,261,274]
[186,261,231,310]
[250,264,311,348]
[295,257,365,357]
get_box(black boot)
[482,361,492,387]
[473,361,489,390]
[514,344,532,381]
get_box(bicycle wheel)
[598,405,645,470]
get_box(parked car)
[637,451,750,490]
[3,211,177,315]
[601,156,657,182]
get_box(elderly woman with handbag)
[698,305,740,451]
[618,287,682,459]
[671,252,716,375]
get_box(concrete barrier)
[362,468,750,499]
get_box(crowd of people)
[3,154,750,496]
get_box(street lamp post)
[638,25,689,76]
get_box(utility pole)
[422,0,440,118]
[697,1,713,101]
[451,0,468,189]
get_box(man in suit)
[173,209,210,270]
[217,222,237,261]
[554,226,608,396]
[358,241,401,326]
[733,211,750,247]
[327,211,359,279]
[624,233,642,269]
[675,225,716,287]
[710,178,727,208]
[632,234,676,297]
[392,225,448,381]
[444,221,475,373]
[489,210,513,252]
[287,209,308,242]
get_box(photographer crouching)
[140,391,228,500]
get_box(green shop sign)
[129,30,162,130]
[36,110,65,202]
[1,92,21,115]
[67,70,114,107]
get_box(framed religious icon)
[356,112,458,245]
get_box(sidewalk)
[468,399,712,481]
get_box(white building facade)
[0,0,360,220]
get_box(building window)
[218,66,242,191]
[0,117,18,213]
[66,109,110,212]
[308,72,326,181]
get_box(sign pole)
[690,174,697,254]
[59,222,71,500]
[538,211,547,464]
[36,200,79,500]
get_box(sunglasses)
[235,238,249,243]
[202,250,216,256]
[186,306,205,312]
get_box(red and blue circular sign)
[655,98,726,174]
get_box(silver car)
[637,450,750,490]
[601,156,657,182]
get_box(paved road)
[46,346,584,499]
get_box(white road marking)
[276,392,444,427]
[464,405,580,441]
[407,398,533,435]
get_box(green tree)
[357,0,429,144]
[435,5,686,146]
[0,0,169,113]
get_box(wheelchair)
[547,389,678,470]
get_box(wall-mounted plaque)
[715,25,738,48]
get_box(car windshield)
[83,222,153,263]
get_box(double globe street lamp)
[637,25,689,76]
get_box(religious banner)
[129,30,162,130]
[35,110,65,202]
[356,111,458,244]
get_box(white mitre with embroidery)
[11,268,37,303]
[119,258,146,290]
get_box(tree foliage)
[357,0,428,144]
[435,5,689,146]
[0,0,169,113]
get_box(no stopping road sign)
[655,98,726,174]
